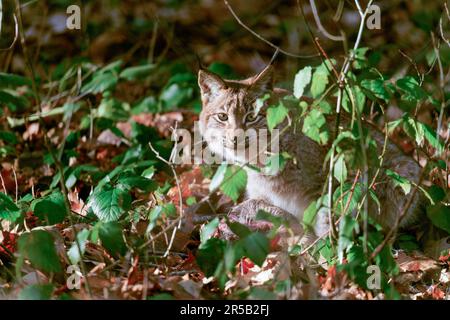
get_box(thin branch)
[314,37,340,79]
[148,138,184,258]
[309,0,345,41]
[0,13,18,51]
[431,32,447,157]
[439,17,450,48]
[12,167,18,203]
[325,0,374,248]
[223,0,318,59]
[0,170,7,196]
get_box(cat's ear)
[198,70,226,104]
[249,65,274,93]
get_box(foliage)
[0,0,449,301]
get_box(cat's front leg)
[218,198,303,240]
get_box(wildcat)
[197,64,425,244]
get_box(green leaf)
[141,166,156,179]
[237,232,269,266]
[32,191,67,225]
[0,131,18,144]
[227,220,252,238]
[207,62,237,79]
[334,154,347,183]
[160,83,194,110]
[81,72,118,94]
[401,115,424,145]
[267,102,289,132]
[302,200,318,230]
[220,165,247,203]
[196,237,226,277]
[148,293,174,300]
[311,61,331,98]
[0,73,32,88]
[256,209,283,226]
[200,217,220,246]
[117,172,158,192]
[338,215,356,262]
[302,108,329,144]
[293,66,312,99]
[386,169,412,195]
[18,230,62,273]
[396,76,428,102]
[341,85,366,114]
[0,192,21,221]
[351,47,369,69]
[99,221,127,256]
[147,203,177,232]
[248,287,277,300]
[18,284,54,300]
[420,122,444,153]
[0,90,28,111]
[98,96,130,121]
[360,79,390,102]
[369,232,399,275]
[67,229,90,265]
[428,185,446,203]
[132,96,158,114]
[426,204,450,234]
[88,185,131,222]
[209,164,227,192]
[119,64,155,81]
[333,182,363,215]
[65,164,99,189]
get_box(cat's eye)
[245,112,260,123]
[217,113,228,121]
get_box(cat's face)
[198,66,274,164]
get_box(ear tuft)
[198,70,226,104]
[249,65,274,93]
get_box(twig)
[326,0,374,247]
[431,32,447,157]
[0,13,18,51]
[138,216,183,250]
[439,17,450,48]
[313,37,340,79]
[0,170,7,196]
[12,167,18,203]
[342,170,361,215]
[398,49,423,84]
[223,0,318,59]
[309,0,345,41]
[296,0,340,83]
[148,137,183,258]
